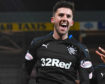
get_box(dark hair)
[53,0,75,16]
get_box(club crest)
[67,46,77,55]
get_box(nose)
[62,15,68,20]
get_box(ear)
[51,17,54,23]
[71,20,74,26]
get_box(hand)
[96,47,105,63]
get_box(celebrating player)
[22,0,93,84]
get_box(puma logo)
[42,43,49,48]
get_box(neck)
[53,31,68,40]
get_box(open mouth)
[59,20,69,28]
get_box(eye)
[58,13,64,17]
[67,14,71,18]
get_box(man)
[96,47,105,63]
[23,0,93,84]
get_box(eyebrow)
[58,13,71,17]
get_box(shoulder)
[69,36,89,55]
[70,36,88,50]
[77,42,89,53]
[30,32,52,47]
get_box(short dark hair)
[53,0,75,16]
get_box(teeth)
[62,23,67,26]
[61,23,67,27]
[59,21,68,27]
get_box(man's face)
[51,7,74,35]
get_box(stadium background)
[0,0,105,84]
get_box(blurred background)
[0,0,105,84]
